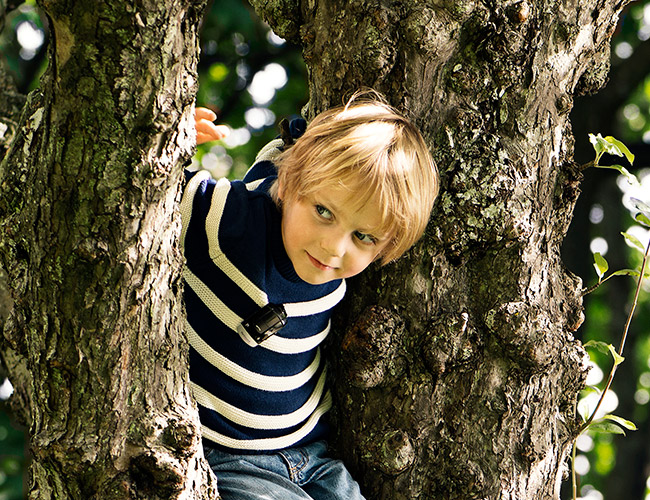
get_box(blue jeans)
[204,441,366,500]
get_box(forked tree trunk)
[0,1,218,498]
[250,0,628,498]
[0,0,632,498]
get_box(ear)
[277,179,284,200]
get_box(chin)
[302,275,334,286]
[296,268,336,285]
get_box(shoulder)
[179,171,277,255]
[242,118,308,183]
[242,138,283,183]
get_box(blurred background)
[0,1,648,499]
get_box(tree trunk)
[0,1,218,498]
[250,0,629,498]
[1,0,633,498]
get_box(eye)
[315,204,333,220]
[354,231,377,245]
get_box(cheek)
[284,209,315,249]
[341,251,377,278]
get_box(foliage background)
[0,0,648,499]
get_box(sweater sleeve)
[242,139,283,183]
[180,169,272,281]
[180,169,214,257]
[242,118,307,183]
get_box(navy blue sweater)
[180,137,345,453]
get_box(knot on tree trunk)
[130,451,187,497]
[422,311,477,375]
[340,305,405,388]
[484,301,563,371]
[126,416,204,498]
[361,429,415,476]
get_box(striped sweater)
[179,137,345,453]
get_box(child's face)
[280,184,390,285]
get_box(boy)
[182,92,438,499]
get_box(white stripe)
[245,178,265,191]
[261,322,330,354]
[186,320,322,392]
[180,169,212,248]
[283,280,347,317]
[184,268,241,330]
[205,179,268,306]
[253,138,284,163]
[201,392,332,451]
[191,369,327,430]
[184,269,329,354]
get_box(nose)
[320,229,347,258]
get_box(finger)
[213,125,230,139]
[196,123,230,144]
[197,132,214,145]
[197,119,229,139]
[195,107,217,121]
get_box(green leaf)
[584,339,611,354]
[603,136,635,165]
[635,212,650,228]
[602,414,637,431]
[622,232,646,253]
[631,199,650,228]
[632,198,650,214]
[587,415,637,436]
[593,252,609,280]
[593,164,640,186]
[583,340,624,365]
[584,340,612,354]
[610,269,640,278]
[582,385,603,396]
[609,344,625,366]
[588,421,627,436]
[589,133,606,159]
[589,133,635,165]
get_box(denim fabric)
[204,441,365,500]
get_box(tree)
[0,1,634,500]
[0,1,217,498]
[248,0,632,498]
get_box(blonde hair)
[271,91,439,264]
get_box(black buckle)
[237,304,287,347]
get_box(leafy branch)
[583,231,650,295]
[570,134,649,500]
[581,133,637,184]
[579,235,649,432]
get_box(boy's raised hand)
[195,107,230,145]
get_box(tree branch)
[247,0,302,43]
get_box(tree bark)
[250,0,629,498]
[1,0,634,498]
[0,1,218,498]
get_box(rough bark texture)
[0,0,633,498]
[250,0,629,498]
[0,1,218,498]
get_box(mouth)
[307,252,335,271]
